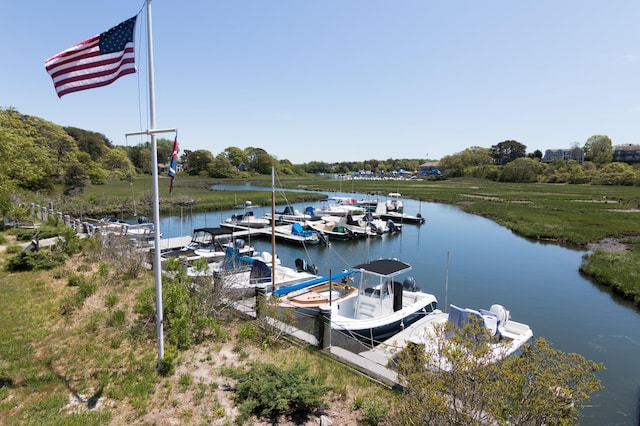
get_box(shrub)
[5,250,65,272]
[224,361,331,423]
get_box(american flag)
[169,136,178,193]
[45,16,137,98]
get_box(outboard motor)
[295,258,318,275]
[402,276,418,292]
[489,304,510,326]
[387,220,398,233]
[137,216,149,224]
[305,206,315,217]
[234,238,245,249]
[393,281,403,312]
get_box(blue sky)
[3,1,639,164]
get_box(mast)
[271,167,276,289]
[146,0,164,368]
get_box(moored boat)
[161,227,254,263]
[329,258,438,347]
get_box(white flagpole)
[146,0,164,368]
[123,0,176,369]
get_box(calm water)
[159,190,640,426]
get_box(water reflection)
[159,189,640,426]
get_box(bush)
[5,250,66,272]
[223,361,331,423]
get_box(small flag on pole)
[45,16,137,98]
[169,136,178,193]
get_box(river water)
[159,188,640,426]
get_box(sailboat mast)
[271,167,276,289]
[146,0,164,367]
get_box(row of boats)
[90,194,532,371]
[222,196,425,243]
[158,224,533,371]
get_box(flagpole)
[146,0,164,368]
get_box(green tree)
[101,147,135,181]
[500,157,546,183]
[389,319,603,425]
[245,147,276,174]
[584,135,613,165]
[65,127,112,161]
[224,146,248,168]
[593,162,637,185]
[491,140,527,165]
[208,153,237,178]
[185,149,214,176]
[156,137,175,165]
[63,162,89,191]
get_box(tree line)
[439,137,640,185]
[3,106,639,216]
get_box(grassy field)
[0,237,390,424]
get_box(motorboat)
[161,227,254,263]
[264,205,315,224]
[415,304,533,371]
[305,218,357,241]
[221,206,270,229]
[373,201,425,225]
[276,270,358,311]
[329,258,438,347]
[94,216,159,240]
[313,197,366,217]
[184,248,320,293]
[362,303,533,372]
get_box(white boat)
[345,212,401,235]
[272,222,325,245]
[264,205,315,224]
[374,201,425,225]
[362,303,533,372]
[221,203,270,229]
[416,304,533,370]
[305,218,357,240]
[94,216,159,240]
[386,193,403,212]
[313,197,366,217]
[161,227,254,263]
[275,270,358,311]
[329,258,438,347]
[185,248,319,292]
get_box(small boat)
[280,279,358,311]
[329,258,438,347]
[374,201,425,225]
[408,304,533,371]
[313,197,366,217]
[185,248,320,293]
[360,303,533,372]
[161,227,254,263]
[264,205,315,224]
[272,222,324,245]
[345,212,401,235]
[95,216,159,240]
[221,203,270,229]
[305,218,356,241]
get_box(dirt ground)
[587,237,628,253]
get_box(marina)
[30,191,640,425]
[156,193,640,426]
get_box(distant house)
[158,163,183,174]
[613,144,640,164]
[542,148,584,163]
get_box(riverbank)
[15,175,640,306]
